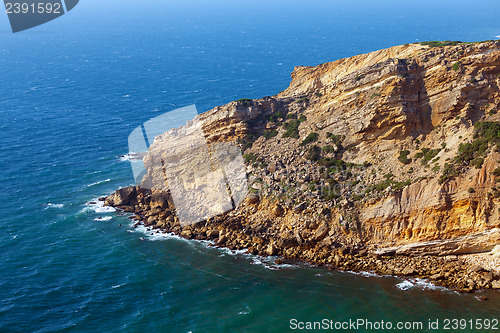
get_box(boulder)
[266,243,277,256]
[401,266,415,276]
[293,202,307,213]
[206,229,219,238]
[272,204,284,217]
[312,223,329,242]
[246,193,260,205]
[150,190,170,209]
[491,245,500,259]
[106,187,136,206]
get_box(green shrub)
[398,150,411,164]
[418,148,441,165]
[286,113,297,120]
[471,157,484,169]
[263,129,278,140]
[474,121,500,142]
[468,188,476,194]
[420,41,462,48]
[452,61,462,71]
[236,98,253,107]
[282,120,300,139]
[268,111,284,123]
[392,180,412,191]
[351,194,364,201]
[366,176,411,194]
[492,167,500,177]
[243,153,257,163]
[321,179,341,201]
[322,145,335,154]
[319,158,347,169]
[301,132,319,146]
[326,133,344,147]
[305,145,321,161]
[239,134,256,150]
[298,114,307,122]
[439,163,458,184]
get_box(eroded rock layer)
[106,41,500,292]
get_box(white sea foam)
[238,305,251,315]
[354,271,381,278]
[128,223,184,242]
[85,200,116,214]
[129,221,299,270]
[396,281,414,291]
[94,216,113,222]
[395,278,447,291]
[85,179,111,187]
[343,270,383,278]
[119,152,145,162]
[45,203,64,209]
[248,255,297,270]
[411,278,447,291]
[95,206,116,213]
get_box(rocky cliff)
[106,41,500,291]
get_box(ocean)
[1,0,500,332]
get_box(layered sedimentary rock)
[106,41,500,291]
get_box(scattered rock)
[401,266,415,276]
[429,273,443,280]
[266,244,277,256]
[293,202,307,213]
[272,204,284,217]
[246,193,260,205]
[312,222,329,242]
[106,187,136,206]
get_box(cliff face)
[108,41,500,258]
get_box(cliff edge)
[106,41,500,292]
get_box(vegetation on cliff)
[107,41,500,292]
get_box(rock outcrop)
[106,41,500,292]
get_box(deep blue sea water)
[1,1,500,332]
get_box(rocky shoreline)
[104,41,500,296]
[103,186,500,294]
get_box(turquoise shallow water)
[1,0,500,332]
